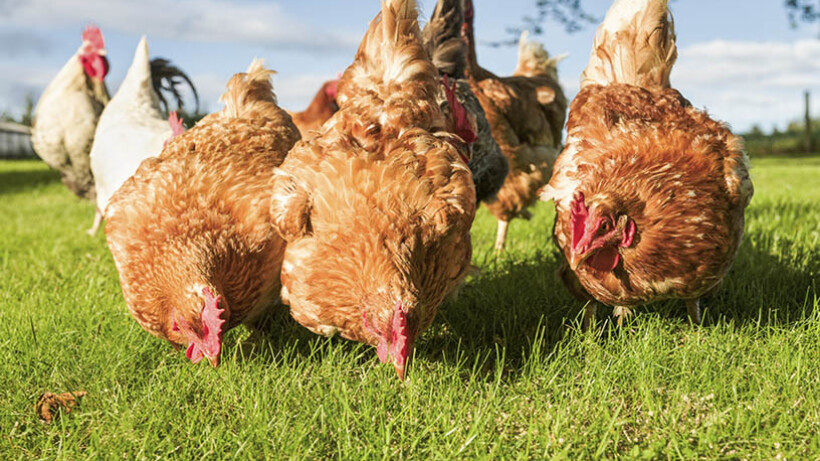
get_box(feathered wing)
[422,0,467,78]
[580,0,676,89]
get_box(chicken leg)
[86,209,103,236]
[686,299,701,325]
[582,303,597,331]
[494,219,509,251]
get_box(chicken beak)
[392,349,412,381]
[205,354,220,368]
[394,361,406,381]
[570,250,592,271]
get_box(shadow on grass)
[418,250,579,374]
[418,202,818,378]
[216,199,819,381]
[0,160,60,196]
[227,305,377,368]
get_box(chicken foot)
[612,305,633,327]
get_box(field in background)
[1,157,818,459]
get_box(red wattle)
[589,246,620,272]
[376,339,389,363]
[186,343,204,364]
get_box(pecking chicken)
[463,0,567,250]
[289,78,339,137]
[540,0,753,328]
[89,36,198,235]
[422,0,508,203]
[31,25,110,207]
[105,59,300,366]
[269,0,476,380]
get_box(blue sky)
[1,0,818,132]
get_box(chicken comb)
[184,288,226,365]
[82,24,105,53]
[324,79,339,100]
[168,111,185,137]
[570,191,589,250]
[201,287,225,346]
[442,75,477,146]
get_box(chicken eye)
[600,220,611,232]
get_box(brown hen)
[269,0,476,380]
[289,78,339,137]
[105,59,300,366]
[463,0,568,250]
[541,0,753,328]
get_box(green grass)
[1,156,818,459]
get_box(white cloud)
[0,0,359,53]
[672,39,820,131]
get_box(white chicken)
[89,36,196,234]
[31,25,110,212]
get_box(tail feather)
[219,58,278,119]
[580,0,676,89]
[422,0,467,78]
[150,58,200,114]
[513,30,567,79]
[348,0,433,91]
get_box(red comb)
[168,111,185,137]
[325,80,339,100]
[82,24,105,52]
[184,288,225,365]
[201,287,225,344]
[570,191,589,251]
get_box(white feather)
[91,36,171,214]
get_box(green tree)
[0,93,35,127]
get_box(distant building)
[0,122,37,159]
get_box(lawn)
[1,156,818,459]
